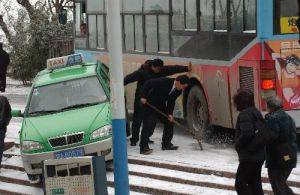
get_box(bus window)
[86,0,106,49]
[135,16,144,52]
[145,14,170,53]
[124,15,135,51]
[172,0,197,31]
[122,0,142,12]
[97,15,105,49]
[274,0,299,34]
[230,0,243,32]
[146,15,158,52]
[88,15,97,49]
[75,2,87,49]
[200,0,214,31]
[75,2,87,37]
[172,0,185,30]
[87,0,104,13]
[124,15,144,52]
[144,0,169,12]
[214,0,227,31]
[186,0,197,30]
[244,0,256,32]
[158,15,170,52]
[122,0,143,52]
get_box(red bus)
[73,0,299,137]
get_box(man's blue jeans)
[0,129,6,166]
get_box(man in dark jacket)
[0,43,10,92]
[233,90,265,195]
[139,75,190,155]
[265,96,297,195]
[0,96,12,167]
[124,58,189,146]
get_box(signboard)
[47,54,84,70]
[280,16,299,34]
[44,156,108,195]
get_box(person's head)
[266,96,283,113]
[141,59,153,70]
[175,75,190,90]
[80,23,87,35]
[233,89,254,111]
[285,55,300,74]
[151,58,164,73]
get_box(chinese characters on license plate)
[54,148,84,159]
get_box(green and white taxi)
[13,54,112,182]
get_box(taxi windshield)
[28,76,107,116]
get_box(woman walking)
[233,90,265,195]
[265,96,297,195]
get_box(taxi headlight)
[22,141,43,151]
[90,125,112,140]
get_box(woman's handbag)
[274,142,297,167]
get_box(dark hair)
[141,60,153,70]
[152,58,164,67]
[176,75,190,85]
[233,89,254,111]
[286,55,300,66]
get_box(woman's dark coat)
[265,109,297,169]
[235,107,265,162]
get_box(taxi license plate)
[54,148,84,159]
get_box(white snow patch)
[107,172,236,195]
[127,163,300,194]
[1,156,24,169]
[127,127,300,184]
[0,168,28,181]
[0,181,43,194]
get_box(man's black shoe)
[162,145,179,150]
[140,148,153,155]
[130,142,137,146]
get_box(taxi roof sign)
[47,54,84,70]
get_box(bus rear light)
[261,80,275,90]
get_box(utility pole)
[106,0,130,194]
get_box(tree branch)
[16,0,35,20]
[48,0,54,15]
[0,15,12,43]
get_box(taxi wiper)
[60,102,100,111]
[29,110,59,116]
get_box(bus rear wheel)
[186,86,209,140]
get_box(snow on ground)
[106,172,236,195]
[127,127,300,182]
[1,155,23,168]
[5,121,21,144]
[4,77,31,96]
[0,181,43,194]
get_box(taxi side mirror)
[11,109,24,117]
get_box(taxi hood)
[21,102,111,145]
